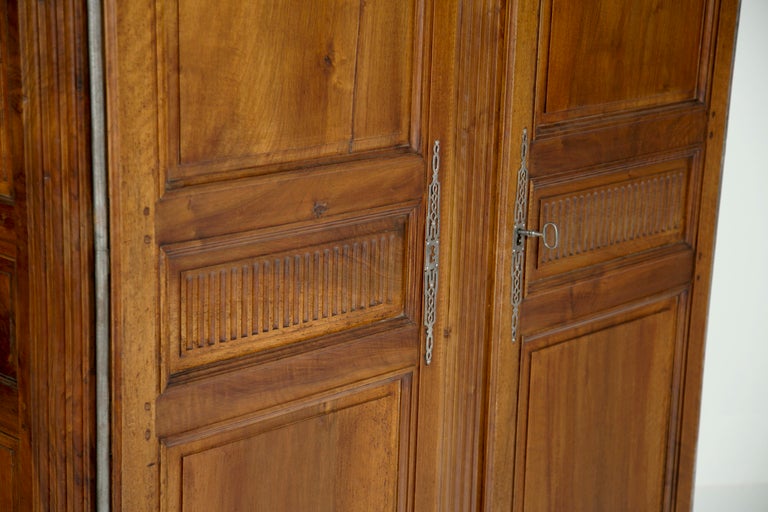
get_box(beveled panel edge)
[0,379,17,434]
[162,374,406,448]
[156,153,425,243]
[162,376,410,512]
[533,0,717,126]
[163,213,411,374]
[533,101,708,140]
[156,327,418,438]
[159,0,428,187]
[0,256,15,384]
[0,269,14,383]
[515,293,684,511]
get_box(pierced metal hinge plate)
[510,130,529,343]
[423,140,441,365]
[510,130,560,343]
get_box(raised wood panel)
[164,214,409,373]
[517,296,685,511]
[537,0,713,124]
[0,58,11,198]
[0,432,17,511]
[0,379,17,434]
[0,260,14,380]
[168,0,420,182]
[528,156,695,281]
[164,377,410,512]
[0,0,17,199]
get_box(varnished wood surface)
[674,1,741,508]
[537,0,710,122]
[484,0,740,511]
[0,0,742,509]
[107,0,459,510]
[0,0,95,510]
[520,298,684,511]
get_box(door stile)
[413,0,459,508]
[105,0,162,508]
[673,0,740,509]
[429,0,510,509]
[482,0,538,509]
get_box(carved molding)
[165,217,407,372]
[539,169,687,265]
[18,0,95,509]
[529,158,693,281]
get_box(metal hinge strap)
[510,130,529,343]
[510,129,561,342]
[423,140,441,365]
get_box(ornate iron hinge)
[510,129,559,343]
[510,130,529,343]
[423,140,441,365]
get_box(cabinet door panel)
[481,0,736,510]
[106,0,450,509]
[165,378,410,512]
[0,434,17,511]
[519,298,684,511]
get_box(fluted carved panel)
[165,216,408,372]
[531,158,692,278]
[181,234,399,349]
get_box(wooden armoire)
[0,0,741,510]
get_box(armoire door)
[106,1,458,510]
[484,0,739,511]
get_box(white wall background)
[694,0,768,509]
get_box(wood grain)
[8,0,96,510]
[0,0,15,199]
[167,0,419,183]
[165,378,409,512]
[484,1,738,511]
[519,298,683,511]
[674,0,742,509]
[0,433,17,510]
[107,1,442,510]
[538,0,712,122]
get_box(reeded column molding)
[19,0,95,509]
